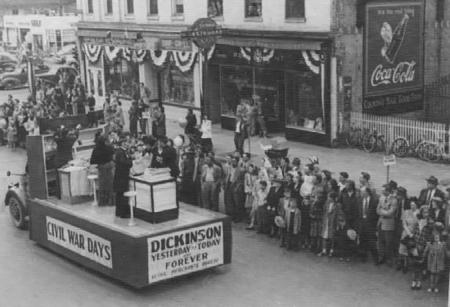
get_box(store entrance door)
[87,67,105,109]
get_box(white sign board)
[383,155,396,166]
[46,217,112,268]
[148,222,224,283]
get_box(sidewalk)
[166,119,450,197]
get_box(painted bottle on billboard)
[384,14,409,64]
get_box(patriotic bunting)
[149,49,170,67]
[240,47,252,62]
[173,51,198,72]
[104,45,122,62]
[122,48,133,61]
[83,43,103,64]
[302,50,321,75]
[134,49,148,63]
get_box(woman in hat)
[397,198,419,273]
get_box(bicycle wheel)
[421,143,441,162]
[346,130,359,147]
[362,134,377,153]
[391,137,409,157]
[377,137,386,153]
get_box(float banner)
[148,222,224,283]
[46,217,112,268]
[364,1,424,114]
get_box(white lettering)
[370,61,416,87]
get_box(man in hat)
[338,172,349,193]
[376,183,398,265]
[418,176,445,208]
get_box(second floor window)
[106,0,113,15]
[208,0,223,18]
[173,0,184,16]
[286,0,305,19]
[148,0,158,16]
[245,0,262,18]
[126,0,134,15]
[87,0,94,14]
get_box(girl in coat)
[318,191,340,257]
[424,231,448,293]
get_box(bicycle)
[390,134,430,160]
[362,130,386,153]
[345,126,369,148]
[422,138,450,163]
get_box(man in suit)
[418,176,445,208]
[234,113,248,155]
[376,184,398,265]
[357,186,379,263]
[201,156,222,211]
[113,139,133,218]
[340,180,359,229]
[224,157,245,222]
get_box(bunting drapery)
[122,48,133,61]
[134,49,148,63]
[104,45,122,62]
[240,47,252,62]
[173,51,197,72]
[302,50,321,75]
[149,49,170,67]
[83,43,103,64]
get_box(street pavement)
[0,88,447,307]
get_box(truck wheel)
[8,195,27,230]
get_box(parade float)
[5,125,232,289]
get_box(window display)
[219,66,252,116]
[104,59,139,98]
[285,71,324,133]
[161,64,194,106]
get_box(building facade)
[75,0,449,145]
[3,14,80,53]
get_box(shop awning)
[219,29,332,51]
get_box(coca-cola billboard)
[364,2,424,114]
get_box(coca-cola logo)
[370,61,416,87]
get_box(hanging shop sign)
[181,18,222,49]
[147,222,224,283]
[364,1,424,115]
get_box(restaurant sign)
[364,2,424,114]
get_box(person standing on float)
[113,137,133,218]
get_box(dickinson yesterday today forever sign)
[148,222,224,283]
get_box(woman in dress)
[397,199,419,273]
[318,191,340,257]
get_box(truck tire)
[7,195,27,230]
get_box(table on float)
[28,198,232,288]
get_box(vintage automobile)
[36,65,78,88]
[4,171,28,229]
[0,63,50,90]
[43,44,78,68]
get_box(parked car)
[44,44,78,68]
[0,52,19,74]
[0,63,50,90]
[37,65,78,88]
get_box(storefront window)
[220,66,252,116]
[208,0,223,17]
[245,0,262,18]
[161,64,194,106]
[104,59,139,98]
[285,71,324,133]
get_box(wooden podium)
[130,174,179,224]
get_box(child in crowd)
[333,213,357,262]
[245,164,259,229]
[7,118,16,149]
[255,181,269,233]
[424,231,448,293]
[279,187,301,250]
[309,191,324,252]
[318,192,340,257]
